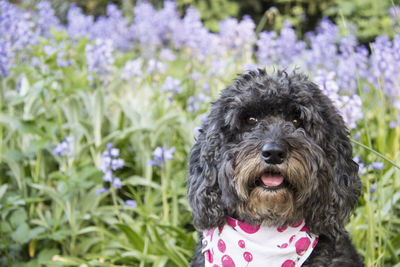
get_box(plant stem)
[161,164,169,222]
[111,188,122,222]
[30,150,42,217]
[351,139,400,170]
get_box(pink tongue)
[261,174,284,187]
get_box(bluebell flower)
[35,1,61,38]
[85,39,115,81]
[369,34,400,99]
[102,170,113,182]
[353,156,366,175]
[91,3,133,50]
[389,121,398,129]
[113,177,122,189]
[314,72,363,129]
[147,59,165,74]
[96,187,108,195]
[149,146,176,167]
[160,48,177,61]
[370,183,377,194]
[125,200,137,208]
[219,15,256,53]
[371,162,384,170]
[187,93,206,112]
[0,41,13,76]
[161,76,182,94]
[66,4,94,39]
[99,143,124,190]
[53,136,74,157]
[122,59,142,80]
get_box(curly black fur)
[187,70,363,266]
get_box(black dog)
[187,70,363,266]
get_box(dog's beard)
[231,142,318,227]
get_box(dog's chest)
[202,218,318,267]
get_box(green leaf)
[0,184,8,200]
[11,223,30,244]
[116,223,145,251]
[10,208,28,227]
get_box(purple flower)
[90,3,133,50]
[35,1,62,38]
[147,59,165,74]
[113,177,122,189]
[53,136,74,157]
[85,39,115,81]
[256,20,305,67]
[100,143,124,173]
[389,121,398,129]
[67,4,94,39]
[187,93,207,112]
[173,6,215,59]
[353,156,366,175]
[0,41,13,76]
[219,15,256,53]
[122,59,142,80]
[96,187,108,195]
[160,48,177,61]
[371,162,384,170]
[314,71,363,129]
[161,76,182,94]
[369,34,400,99]
[102,170,113,182]
[149,146,176,167]
[99,143,124,189]
[370,183,377,194]
[125,200,137,207]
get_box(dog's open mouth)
[256,169,286,190]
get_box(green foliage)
[325,0,400,44]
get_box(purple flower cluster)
[122,58,142,80]
[369,34,400,98]
[219,15,256,57]
[53,136,74,157]
[35,1,61,38]
[97,143,125,194]
[148,146,176,168]
[187,93,207,112]
[66,4,94,39]
[256,20,305,67]
[161,76,182,95]
[314,72,363,129]
[85,39,115,81]
[0,1,65,76]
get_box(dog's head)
[187,70,361,237]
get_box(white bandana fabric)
[202,218,318,267]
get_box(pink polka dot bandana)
[202,218,318,267]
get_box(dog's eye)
[292,119,302,128]
[246,117,258,125]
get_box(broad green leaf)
[11,222,30,244]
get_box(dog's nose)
[261,142,287,164]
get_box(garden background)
[1,0,400,266]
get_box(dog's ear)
[328,112,361,229]
[187,112,226,230]
[306,94,362,237]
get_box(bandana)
[202,218,318,267]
